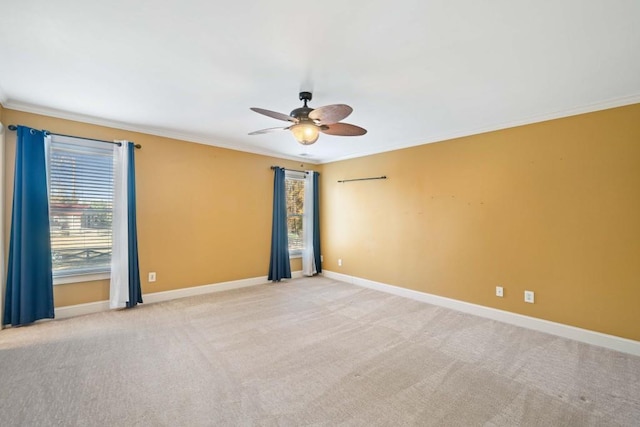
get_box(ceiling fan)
[249,91,367,145]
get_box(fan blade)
[309,104,353,125]
[248,127,290,135]
[320,122,367,136]
[250,107,297,122]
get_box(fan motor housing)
[290,106,313,120]
[291,91,314,120]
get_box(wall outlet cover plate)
[524,290,535,303]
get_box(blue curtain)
[312,172,322,273]
[3,126,54,326]
[126,142,143,307]
[268,167,291,281]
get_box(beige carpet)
[0,276,639,426]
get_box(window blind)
[48,135,114,276]
[285,175,305,252]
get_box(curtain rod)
[338,176,387,183]
[270,166,308,174]
[7,125,142,149]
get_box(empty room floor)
[1,276,639,426]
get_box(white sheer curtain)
[302,171,317,276]
[110,142,129,308]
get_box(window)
[285,171,305,256]
[48,135,114,278]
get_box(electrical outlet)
[320,255,324,262]
[148,272,156,282]
[338,258,342,267]
[496,286,504,297]
[524,290,534,304]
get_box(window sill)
[53,272,110,285]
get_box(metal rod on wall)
[338,176,387,183]
[7,125,142,149]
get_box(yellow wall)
[3,109,309,307]
[320,103,640,341]
[4,103,639,341]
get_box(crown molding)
[4,93,639,165]
[324,93,640,164]
[2,100,321,164]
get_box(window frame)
[47,134,115,285]
[284,170,306,258]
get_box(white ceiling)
[1,0,639,164]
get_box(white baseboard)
[55,301,112,319]
[322,270,640,357]
[55,270,304,320]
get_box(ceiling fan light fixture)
[249,92,366,143]
[290,123,319,145]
